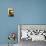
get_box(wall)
[16,0,46,24]
[0,0,18,44]
[0,0,46,44]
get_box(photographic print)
[8,8,14,17]
[18,24,46,46]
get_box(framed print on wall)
[18,24,46,41]
[8,8,14,17]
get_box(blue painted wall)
[0,0,18,44]
[0,0,46,44]
[16,0,46,24]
